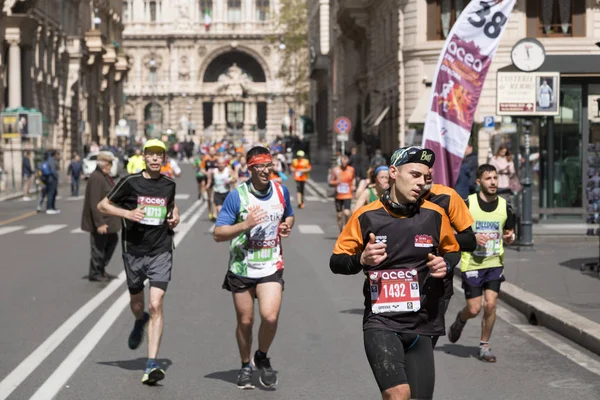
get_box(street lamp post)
[520,118,534,249]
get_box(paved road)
[1,165,600,399]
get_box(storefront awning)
[408,87,432,124]
[498,55,600,76]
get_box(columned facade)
[0,0,129,185]
[123,0,291,143]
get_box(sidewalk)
[0,178,80,202]
[307,163,600,354]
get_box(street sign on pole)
[334,116,351,155]
[483,116,495,129]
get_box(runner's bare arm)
[213,207,267,242]
[97,197,144,222]
[353,190,369,212]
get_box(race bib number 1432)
[369,269,421,314]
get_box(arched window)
[144,103,163,137]
[149,1,157,22]
[227,0,241,22]
[256,0,269,21]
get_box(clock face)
[511,40,546,72]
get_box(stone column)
[6,27,22,108]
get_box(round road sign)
[334,117,351,135]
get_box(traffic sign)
[337,134,349,142]
[334,117,351,135]
[483,116,495,128]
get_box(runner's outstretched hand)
[128,205,146,222]
[427,253,447,278]
[360,233,387,266]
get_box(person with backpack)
[68,153,83,197]
[36,152,49,213]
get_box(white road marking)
[28,203,207,399]
[0,226,25,236]
[452,280,600,377]
[66,195,85,201]
[209,223,215,233]
[298,224,324,234]
[175,193,190,200]
[70,228,84,234]
[304,184,318,197]
[25,224,67,234]
[0,273,127,400]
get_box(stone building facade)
[0,0,128,186]
[122,0,292,144]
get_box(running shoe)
[479,346,497,363]
[236,367,254,390]
[252,353,278,388]
[142,366,165,385]
[128,312,150,350]
[447,311,466,344]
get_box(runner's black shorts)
[461,267,504,299]
[222,269,284,293]
[364,329,435,398]
[122,251,172,295]
[214,191,229,206]
[196,175,207,184]
[295,180,305,195]
[335,199,352,212]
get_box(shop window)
[257,0,269,21]
[228,0,242,22]
[526,0,585,37]
[427,0,471,40]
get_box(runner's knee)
[148,298,163,315]
[382,384,410,400]
[467,303,481,317]
[483,301,496,315]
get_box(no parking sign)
[334,117,351,142]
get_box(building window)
[123,1,128,21]
[200,0,212,14]
[149,1,157,22]
[527,0,585,37]
[427,0,471,40]
[227,0,242,22]
[256,0,269,21]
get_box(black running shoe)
[142,367,165,385]
[128,312,150,350]
[236,367,254,390]
[253,353,278,388]
[447,311,466,344]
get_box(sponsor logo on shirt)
[475,221,500,231]
[138,196,167,207]
[369,269,418,281]
[414,234,434,247]
[375,235,387,244]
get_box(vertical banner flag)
[422,0,517,187]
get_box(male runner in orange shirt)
[290,150,312,209]
[329,155,356,232]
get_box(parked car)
[82,151,121,179]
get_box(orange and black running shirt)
[330,166,355,200]
[425,184,473,233]
[330,199,460,335]
[202,155,218,172]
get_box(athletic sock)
[241,361,251,369]
[479,341,489,348]
[255,350,267,360]
[146,358,158,370]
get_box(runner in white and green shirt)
[213,146,294,390]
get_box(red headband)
[247,154,272,167]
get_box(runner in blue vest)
[214,146,295,390]
[447,164,515,362]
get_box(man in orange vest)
[329,155,355,232]
[290,150,312,209]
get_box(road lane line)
[0,272,127,400]
[298,224,324,234]
[29,290,131,400]
[70,228,84,234]
[453,280,600,377]
[29,203,207,399]
[0,211,37,226]
[175,193,190,200]
[0,226,25,236]
[25,224,68,234]
[66,196,85,201]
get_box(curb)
[0,191,27,202]
[498,281,600,355]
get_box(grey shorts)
[122,251,173,294]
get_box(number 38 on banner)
[468,1,508,39]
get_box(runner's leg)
[130,290,145,320]
[233,288,256,363]
[461,295,482,322]
[147,285,165,359]
[256,281,283,353]
[481,288,498,343]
